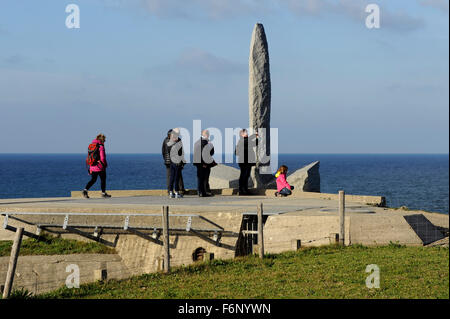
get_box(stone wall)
[0,254,129,295]
[0,212,244,295]
[112,212,243,275]
[287,161,320,192]
[349,214,423,246]
[264,215,351,253]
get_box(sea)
[0,154,448,214]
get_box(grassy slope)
[0,234,115,257]
[40,244,449,299]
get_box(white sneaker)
[175,192,183,198]
[169,192,175,198]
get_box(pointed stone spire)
[249,23,271,187]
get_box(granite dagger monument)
[249,23,272,188]
[208,23,320,192]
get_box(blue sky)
[0,0,448,153]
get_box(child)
[274,165,294,197]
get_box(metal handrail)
[1,212,199,217]
[1,211,234,246]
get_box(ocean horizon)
[0,153,448,214]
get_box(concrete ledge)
[71,189,385,206]
[289,191,386,207]
[264,215,351,253]
[70,189,239,198]
[0,254,130,295]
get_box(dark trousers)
[169,163,182,193]
[166,165,184,193]
[85,171,106,193]
[239,164,252,191]
[196,166,211,195]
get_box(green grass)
[38,244,449,299]
[0,233,115,257]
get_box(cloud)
[419,0,449,14]
[131,0,425,32]
[175,48,245,73]
[4,54,27,65]
[146,48,245,75]
[280,0,425,32]
[380,7,426,32]
[136,0,272,19]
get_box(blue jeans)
[169,163,181,192]
[279,187,292,196]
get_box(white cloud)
[280,0,425,32]
[145,48,245,75]
[126,0,426,32]
[136,0,272,19]
[420,0,449,14]
[4,54,27,65]
[175,48,245,73]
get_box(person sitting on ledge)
[274,165,294,197]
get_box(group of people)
[81,130,295,198]
[162,128,217,198]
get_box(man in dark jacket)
[162,129,185,195]
[193,130,215,197]
[235,129,258,195]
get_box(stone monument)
[208,23,321,193]
[249,23,272,188]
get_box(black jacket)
[235,134,257,166]
[162,137,171,166]
[193,138,215,167]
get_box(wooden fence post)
[339,190,345,246]
[3,227,24,299]
[162,206,170,273]
[257,202,264,259]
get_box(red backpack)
[86,142,101,167]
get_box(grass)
[36,244,448,299]
[0,233,115,257]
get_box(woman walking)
[82,134,111,198]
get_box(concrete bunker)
[192,247,207,261]
[235,213,270,257]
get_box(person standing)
[235,129,258,195]
[82,134,111,198]
[162,129,185,195]
[166,128,185,198]
[194,129,215,197]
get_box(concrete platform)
[1,192,447,294]
[1,193,447,244]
